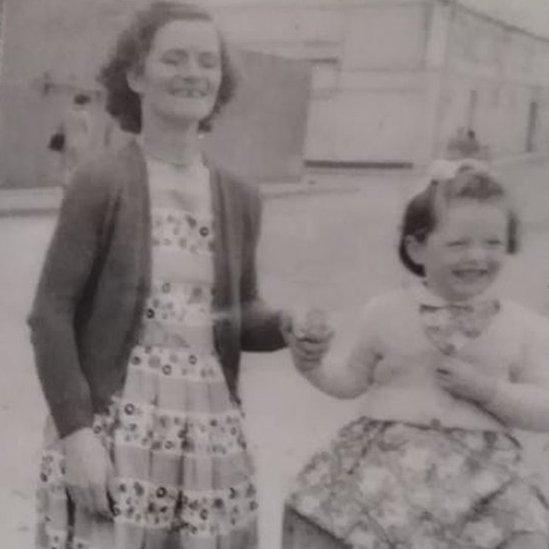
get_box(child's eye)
[198,52,220,68]
[161,56,180,66]
[486,239,503,247]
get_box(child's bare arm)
[437,356,549,431]
[297,342,377,399]
[437,318,549,432]
[286,309,379,399]
[485,319,549,432]
[286,298,386,399]
[483,379,549,431]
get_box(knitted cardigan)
[29,140,286,438]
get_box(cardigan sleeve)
[28,164,110,438]
[239,182,287,352]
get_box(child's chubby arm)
[436,315,549,432]
[435,356,496,408]
[283,306,380,399]
[484,316,549,432]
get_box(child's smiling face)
[410,200,508,301]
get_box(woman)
[29,3,328,548]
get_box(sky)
[208,0,549,40]
[459,0,549,38]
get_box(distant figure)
[445,127,466,160]
[464,129,481,156]
[446,127,485,161]
[55,93,94,188]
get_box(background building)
[1,0,549,188]
[213,0,549,167]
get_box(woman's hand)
[62,427,114,519]
[281,308,334,373]
[435,356,496,406]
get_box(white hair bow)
[407,158,490,200]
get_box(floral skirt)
[35,344,258,549]
[283,417,549,549]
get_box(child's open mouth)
[452,268,488,282]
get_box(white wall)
[305,72,427,162]
[215,1,432,164]
[341,3,428,70]
[435,5,549,158]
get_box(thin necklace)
[144,148,198,171]
[138,136,201,170]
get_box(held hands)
[435,355,496,406]
[62,427,115,519]
[282,308,333,373]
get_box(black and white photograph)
[2,1,549,548]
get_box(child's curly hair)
[399,162,520,277]
[97,1,239,134]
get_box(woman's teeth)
[172,89,208,97]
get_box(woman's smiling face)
[412,200,508,301]
[129,18,222,127]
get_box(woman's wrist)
[61,426,95,447]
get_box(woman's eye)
[161,52,188,65]
[199,52,220,68]
[486,239,503,247]
[447,240,467,248]
[161,56,180,66]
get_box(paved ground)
[1,160,549,547]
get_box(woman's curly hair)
[97,2,238,134]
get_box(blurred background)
[3,0,549,189]
[2,1,549,548]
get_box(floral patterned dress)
[36,157,258,549]
[283,418,548,549]
[283,289,549,548]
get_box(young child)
[283,163,549,548]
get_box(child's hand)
[435,356,496,405]
[282,308,334,372]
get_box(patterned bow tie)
[419,300,500,355]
